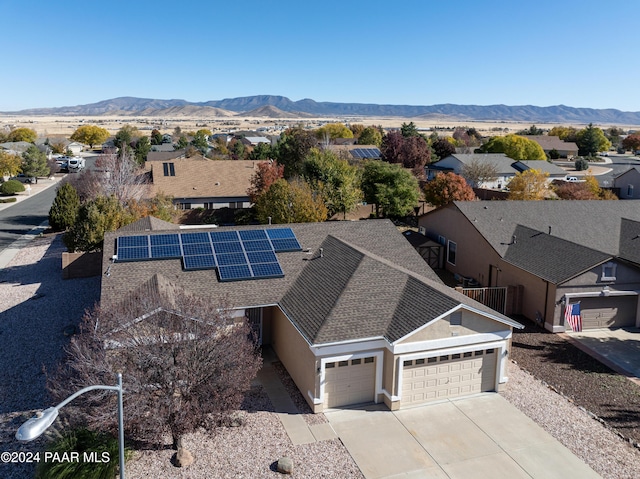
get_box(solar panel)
[118,235,148,248]
[266,228,296,239]
[246,250,278,264]
[183,254,216,270]
[150,234,180,246]
[251,262,284,278]
[239,229,268,241]
[216,252,248,266]
[117,246,150,261]
[210,231,240,243]
[151,244,182,259]
[218,264,252,282]
[180,232,211,244]
[182,242,213,256]
[242,240,272,252]
[212,241,243,254]
[271,238,302,252]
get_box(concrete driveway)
[325,394,600,479]
[568,327,640,380]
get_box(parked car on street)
[9,174,36,183]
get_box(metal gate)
[461,287,507,314]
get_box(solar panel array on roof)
[350,148,381,159]
[115,228,301,282]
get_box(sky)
[1,0,639,112]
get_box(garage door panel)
[324,357,376,408]
[580,296,637,330]
[402,349,497,407]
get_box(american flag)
[565,302,582,332]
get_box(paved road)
[0,185,57,252]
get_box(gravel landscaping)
[2,234,640,478]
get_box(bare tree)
[460,158,499,188]
[48,280,262,459]
[94,148,150,204]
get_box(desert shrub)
[0,197,17,203]
[0,179,25,195]
[35,428,131,479]
[574,157,589,171]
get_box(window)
[463,352,473,358]
[440,355,449,361]
[204,202,216,210]
[475,350,484,356]
[452,353,461,359]
[162,162,175,176]
[326,362,335,369]
[404,360,413,367]
[438,235,446,245]
[450,311,462,326]
[351,358,361,365]
[178,203,191,210]
[427,357,437,363]
[486,349,495,355]
[628,185,634,197]
[364,357,374,364]
[447,240,457,265]
[338,360,349,367]
[418,226,426,235]
[416,358,425,365]
[601,262,617,281]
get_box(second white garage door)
[324,357,376,408]
[401,348,497,407]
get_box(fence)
[461,286,508,314]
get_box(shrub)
[574,157,589,171]
[0,197,17,203]
[0,179,25,195]
[548,148,560,159]
[35,428,131,479]
[49,183,81,232]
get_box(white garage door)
[324,357,376,408]
[401,348,497,407]
[580,296,637,330]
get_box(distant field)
[0,114,632,139]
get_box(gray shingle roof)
[451,200,640,257]
[502,225,611,283]
[443,154,517,175]
[514,160,568,176]
[102,219,518,346]
[618,218,640,265]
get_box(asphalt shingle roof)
[102,219,517,346]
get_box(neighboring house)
[150,144,176,153]
[327,144,382,160]
[147,155,258,209]
[427,154,568,189]
[612,167,640,199]
[526,135,578,158]
[101,219,522,413]
[67,141,84,154]
[0,141,33,154]
[419,200,640,333]
[146,149,186,162]
[240,136,271,147]
[426,154,518,189]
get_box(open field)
[1,114,635,139]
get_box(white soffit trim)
[392,331,511,355]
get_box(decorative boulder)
[175,447,194,468]
[277,456,293,474]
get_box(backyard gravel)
[2,234,640,478]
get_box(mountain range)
[5,95,640,125]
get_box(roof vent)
[215,182,220,186]
[548,226,552,235]
[319,248,324,258]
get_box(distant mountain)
[5,95,640,125]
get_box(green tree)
[254,179,327,224]
[357,126,383,147]
[576,123,611,156]
[114,125,139,152]
[49,182,81,231]
[70,125,110,149]
[548,126,578,142]
[273,127,317,178]
[0,179,25,195]
[64,196,134,252]
[575,157,589,171]
[151,129,163,145]
[316,123,354,143]
[192,129,211,153]
[21,145,50,179]
[361,160,419,218]
[247,142,273,161]
[0,150,22,177]
[507,169,550,200]
[400,122,421,138]
[516,125,544,135]
[481,134,546,161]
[229,139,246,160]
[302,148,362,219]
[423,172,476,207]
[176,135,189,150]
[7,127,37,143]
[134,136,151,164]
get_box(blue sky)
[2,0,638,111]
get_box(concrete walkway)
[326,394,601,479]
[257,349,337,445]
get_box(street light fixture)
[16,373,126,479]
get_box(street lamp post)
[16,373,125,479]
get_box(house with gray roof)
[526,135,578,158]
[101,218,522,412]
[612,167,640,199]
[419,201,640,332]
[427,154,568,189]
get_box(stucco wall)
[382,349,397,410]
[398,310,505,343]
[270,307,318,411]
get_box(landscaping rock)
[277,456,293,474]
[174,447,194,468]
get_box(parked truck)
[67,157,85,172]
